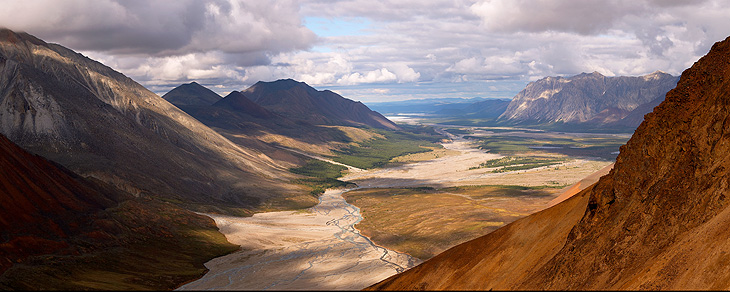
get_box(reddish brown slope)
[0,133,115,273]
[0,133,237,290]
[370,36,730,290]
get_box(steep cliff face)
[498,71,678,128]
[244,79,399,130]
[0,29,307,210]
[370,36,730,290]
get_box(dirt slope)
[369,35,730,290]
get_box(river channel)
[177,188,419,290]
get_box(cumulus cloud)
[338,68,396,85]
[469,0,642,35]
[0,0,315,59]
[1,0,728,103]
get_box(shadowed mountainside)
[243,79,399,130]
[0,29,310,212]
[369,36,730,290]
[0,133,237,290]
[161,82,365,164]
[160,81,221,106]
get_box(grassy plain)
[343,185,560,259]
[465,132,627,160]
[289,159,352,196]
[339,125,624,260]
[329,127,443,169]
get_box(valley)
[1,21,722,290]
[178,122,620,290]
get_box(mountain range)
[161,78,403,164]
[0,29,310,212]
[368,35,730,290]
[498,71,679,130]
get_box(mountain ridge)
[0,28,309,211]
[498,70,679,128]
[243,79,399,130]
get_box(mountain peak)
[243,79,398,130]
[251,79,309,92]
[498,71,678,126]
[162,81,221,107]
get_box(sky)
[1,0,729,103]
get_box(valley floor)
[179,124,617,290]
[177,189,418,290]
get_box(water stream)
[177,188,419,290]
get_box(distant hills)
[368,72,678,133]
[368,36,730,290]
[498,71,679,131]
[368,97,511,120]
[243,79,399,130]
[164,79,398,130]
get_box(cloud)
[2,0,728,103]
[0,0,316,60]
[469,0,642,35]
[337,68,396,85]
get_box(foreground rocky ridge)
[370,36,730,290]
[0,29,309,211]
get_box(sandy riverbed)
[177,189,418,290]
[342,138,611,189]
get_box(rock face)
[369,36,730,290]
[0,29,306,210]
[161,81,221,106]
[243,79,399,130]
[499,71,679,129]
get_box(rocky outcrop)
[244,79,399,130]
[498,71,679,129]
[370,36,730,290]
[0,29,307,210]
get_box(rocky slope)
[0,29,309,212]
[498,71,679,130]
[243,79,399,130]
[0,133,237,290]
[369,36,730,290]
